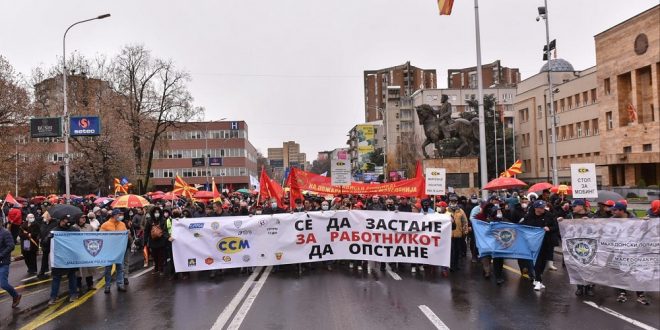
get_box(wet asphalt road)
[2,252,659,330]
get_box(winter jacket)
[449,208,468,238]
[0,227,14,266]
[19,222,40,253]
[8,208,22,225]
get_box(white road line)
[583,301,658,330]
[418,305,451,330]
[385,263,402,281]
[21,271,50,282]
[210,267,263,330]
[130,266,154,279]
[227,266,273,330]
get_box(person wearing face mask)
[19,214,40,276]
[73,215,96,292]
[100,209,128,294]
[448,197,468,273]
[397,197,412,212]
[521,200,558,291]
[367,196,385,211]
[145,207,168,276]
[264,199,285,214]
[38,211,57,279]
[48,215,80,305]
[420,199,435,214]
[385,198,397,211]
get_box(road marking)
[418,305,450,330]
[0,288,49,304]
[210,267,264,330]
[21,272,51,283]
[227,266,273,330]
[130,266,154,279]
[385,263,402,281]
[502,265,530,279]
[0,278,53,295]
[583,301,658,330]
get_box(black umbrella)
[588,190,625,203]
[48,204,83,223]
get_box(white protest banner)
[331,159,352,186]
[559,218,660,291]
[570,163,598,198]
[172,210,451,272]
[425,168,446,195]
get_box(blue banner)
[51,231,128,268]
[471,220,545,263]
[70,116,101,136]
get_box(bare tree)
[109,45,199,193]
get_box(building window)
[560,99,565,112]
[567,96,573,110]
[623,146,632,153]
[539,158,545,171]
[537,105,542,118]
[606,112,613,130]
[592,118,599,135]
[576,123,582,137]
[582,92,588,106]
[538,130,543,144]
[591,89,597,103]
[604,78,610,95]
[643,144,652,152]
[574,94,580,107]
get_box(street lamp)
[62,13,110,203]
[537,2,558,185]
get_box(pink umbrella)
[484,177,527,191]
[527,182,553,193]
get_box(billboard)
[356,125,376,171]
[30,117,62,138]
[192,158,205,167]
[70,116,101,136]
[209,157,223,166]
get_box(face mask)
[129,212,134,216]
[521,203,528,208]
[271,203,278,209]
[164,213,170,218]
[471,199,478,204]
[27,217,35,223]
[154,212,160,218]
[386,204,396,211]
[496,212,503,219]
[117,216,125,221]
[321,205,329,211]
[449,203,458,209]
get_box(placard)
[425,168,446,195]
[331,159,351,186]
[570,163,597,198]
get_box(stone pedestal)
[423,157,479,197]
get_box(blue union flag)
[471,220,545,263]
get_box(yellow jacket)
[449,208,468,238]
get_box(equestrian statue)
[416,95,479,158]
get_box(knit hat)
[532,200,546,209]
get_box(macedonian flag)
[500,160,523,178]
[437,0,454,15]
[173,175,198,199]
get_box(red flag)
[4,192,18,206]
[437,0,454,15]
[212,177,222,202]
[259,168,285,208]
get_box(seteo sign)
[70,116,101,136]
[30,117,62,138]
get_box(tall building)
[514,5,660,187]
[364,61,437,122]
[150,121,258,191]
[447,60,521,89]
[514,63,602,184]
[595,5,659,186]
[267,141,307,180]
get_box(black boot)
[575,285,585,296]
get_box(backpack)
[150,223,163,240]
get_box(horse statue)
[416,104,480,158]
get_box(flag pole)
[474,0,489,200]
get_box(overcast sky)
[1,1,657,158]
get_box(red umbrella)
[484,177,527,191]
[94,197,113,205]
[31,196,46,203]
[527,182,553,193]
[85,194,97,199]
[152,192,178,201]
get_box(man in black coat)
[521,200,558,291]
[38,211,58,279]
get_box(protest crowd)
[1,173,658,310]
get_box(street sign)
[30,117,62,138]
[208,157,223,166]
[331,159,351,186]
[425,167,446,195]
[570,163,598,198]
[192,158,205,167]
[70,116,101,136]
